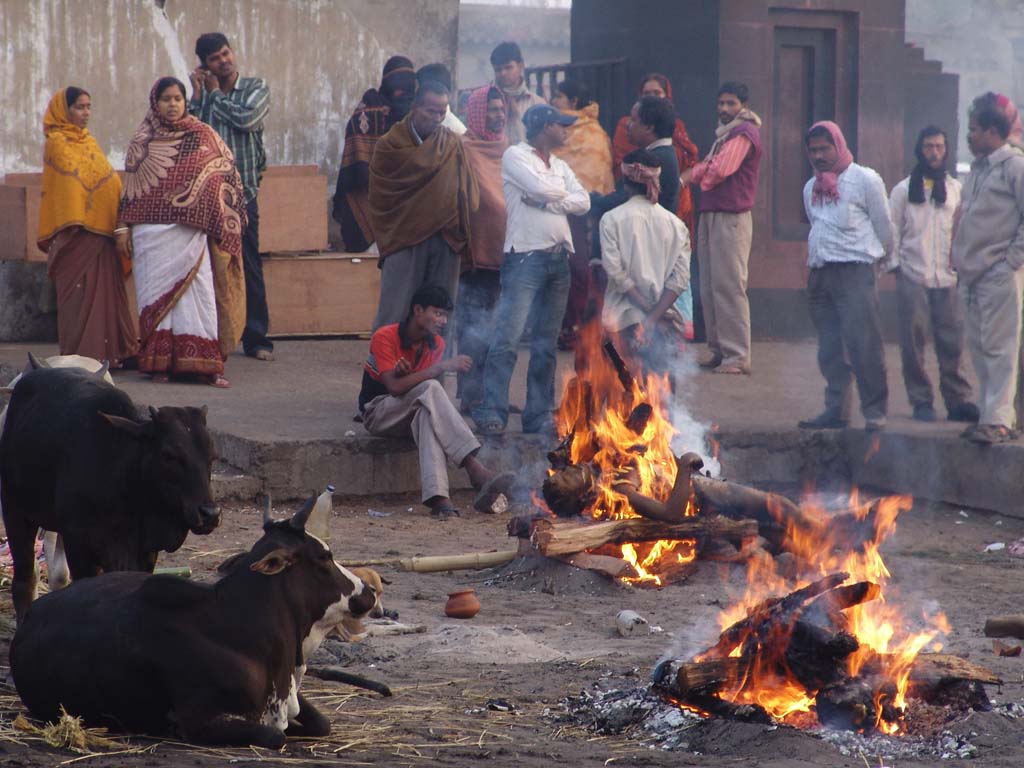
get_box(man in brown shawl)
[456,86,509,412]
[368,79,479,335]
[332,56,416,252]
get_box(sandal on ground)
[150,373,170,383]
[475,420,506,436]
[968,424,1017,444]
[429,504,461,520]
[252,349,274,362]
[208,374,231,389]
[473,471,517,514]
[712,363,751,375]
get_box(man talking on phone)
[190,32,275,362]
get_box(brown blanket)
[461,133,508,270]
[368,116,479,260]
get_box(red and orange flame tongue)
[554,327,694,585]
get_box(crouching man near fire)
[600,149,691,385]
[358,286,514,519]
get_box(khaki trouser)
[895,274,973,412]
[697,210,752,367]
[960,260,1024,427]
[363,380,480,503]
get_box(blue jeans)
[474,249,571,432]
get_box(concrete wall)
[906,0,1024,161]
[0,0,459,179]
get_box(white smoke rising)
[668,347,721,478]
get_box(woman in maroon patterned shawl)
[118,77,247,388]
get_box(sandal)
[475,420,505,436]
[968,424,1017,444]
[150,373,170,383]
[208,374,231,389]
[252,349,274,362]
[429,504,461,520]
[473,471,517,514]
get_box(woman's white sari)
[133,223,222,375]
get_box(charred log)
[602,340,634,394]
[816,675,902,733]
[625,403,654,434]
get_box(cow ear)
[100,412,148,438]
[250,549,293,576]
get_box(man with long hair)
[888,126,977,425]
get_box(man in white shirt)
[799,121,893,432]
[888,126,977,424]
[600,149,690,383]
[472,105,591,435]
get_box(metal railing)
[525,58,630,135]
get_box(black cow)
[10,498,378,748]
[0,365,219,620]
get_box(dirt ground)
[1,488,1023,767]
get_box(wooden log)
[338,550,518,573]
[658,656,755,698]
[785,620,859,691]
[816,675,901,732]
[553,551,633,578]
[698,573,850,659]
[984,614,1024,640]
[682,694,774,724]
[531,516,759,557]
[808,581,882,613]
[907,653,1002,687]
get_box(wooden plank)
[0,186,30,260]
[263,253,380,335]
[257,168,328,253]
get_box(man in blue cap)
[473,104,591,435]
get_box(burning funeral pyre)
[510,329,999,734]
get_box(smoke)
[668,345,721,478]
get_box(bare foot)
[208,374,231,389]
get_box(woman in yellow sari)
[38,87,138,364]
[551,80,614,349]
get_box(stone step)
[211,461,263,503]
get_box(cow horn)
[148,405,159,420]
[0,386,13,396]
[95,361,110,379]
[290,494,317,531]
[27,352,50,370]
[262,493,274,527]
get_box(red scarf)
[808,120,854,206]
[119,79,248,260]
[465,85,505,142]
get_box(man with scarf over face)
[800,121,893,432]
[684,82,762,375]
[332,56,417,252]
[887,127,978,425]
[490,41,545,146]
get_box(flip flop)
[473,471,516,514]
[475,420,505,436]
[429,504,461,520]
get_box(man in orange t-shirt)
[358,285,513,518]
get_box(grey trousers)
[896,274,973,412]
[960,260,1024,427]
[806,261,888,421]
[697,210,752,367]
[362,379,480,504]
[373,233,460,338]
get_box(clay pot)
[445,588,481,619]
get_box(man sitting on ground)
[358,286,513,519]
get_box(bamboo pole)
[338,549,519,573]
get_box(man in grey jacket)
[952,93,1024,444]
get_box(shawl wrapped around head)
[38,89,123,252]
[466,85,505,142]
[460,129,508,271]
[807,120,854,206]
[611,74,699,229]
[368,115,479,260]
[119,80,247,258]
[552,102,614,195]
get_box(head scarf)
[380,55,416,120]
[466,85,505,142]
[621,159,661,204]
[37,89,123,251]
[807,120,854,206]
[908,128,948,205]
[119,78,247,260]
[996,93,1024,151]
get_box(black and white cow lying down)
[10,497,378,748]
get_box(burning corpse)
[0,356,220,620]
[10,496,379,748]
[516,339,998,733]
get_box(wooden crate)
[256,166,328,253]
[263,252,380,336]
[0,174,43,261]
